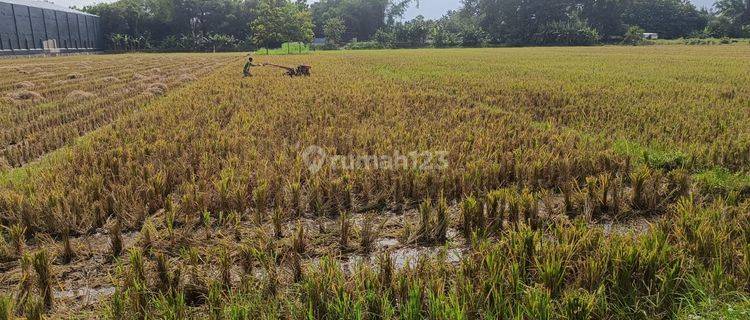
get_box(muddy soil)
[0,198,656,318]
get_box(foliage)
[83,0,729,51]
[207,34,239,52]
[83,0,257,51]
[310,0,390,42]
[255,42,310,55]
[108,33,152,51]
[382,15,433,48]
[533,20,600,46]
[343,41,385,50]
[373,13,488,49]
[323,17,346,46]
[706,14,742,38]
[620,0,707,39]
[454,0,708,44]
[372,29,397,48]
[250,0,314,51]
[714,0,750,37]
[431,25,463,48]
[623,25,646,45]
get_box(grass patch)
[694,167,750,195]
[0,146,76,187]
[652,38,750,45]
[613,139,689,170]
[255,42,310,55]
[678,293,750,320]
[0,167,29,186]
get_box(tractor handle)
[264,63,294,71]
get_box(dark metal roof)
[0,0,97,17]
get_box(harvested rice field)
[0,53,236,168]
[1,46,750,319]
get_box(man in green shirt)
[243,57,263,77]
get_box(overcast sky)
[58,0,717,19]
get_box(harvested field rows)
[0,53,237,168]
[1,47,750,318]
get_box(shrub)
[344,41,385,50]
[432,26,462,48]
[684,38,716,45]
[373,28,396,48]
[534,20,600,46]
[459,24,490,47]
[623,26,645,45]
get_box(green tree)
[324,17,346,46]
[285,4,314,44]
[437,9,489,47]
[580,0,627,40]
[251,0,313,52]
[83,0,259,51]
[621,0,706,39]
[455,0,706,43]
[432,24,462,48]
[715,0,750,36]
[463,0,578,44]
[250,0,287,51]
[534,19,600,46]
[208,34,238,52]
[394,15,432,47]
[716,0,750,23]
[311,0,420,42]
[373,28,397,48]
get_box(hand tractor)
[264,63,311,77]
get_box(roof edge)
[0,0,99,17]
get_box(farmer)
[243,57,263,77]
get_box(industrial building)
[0,0,102,55]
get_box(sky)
[57,0,717,19]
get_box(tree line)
[81,0,750,51]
